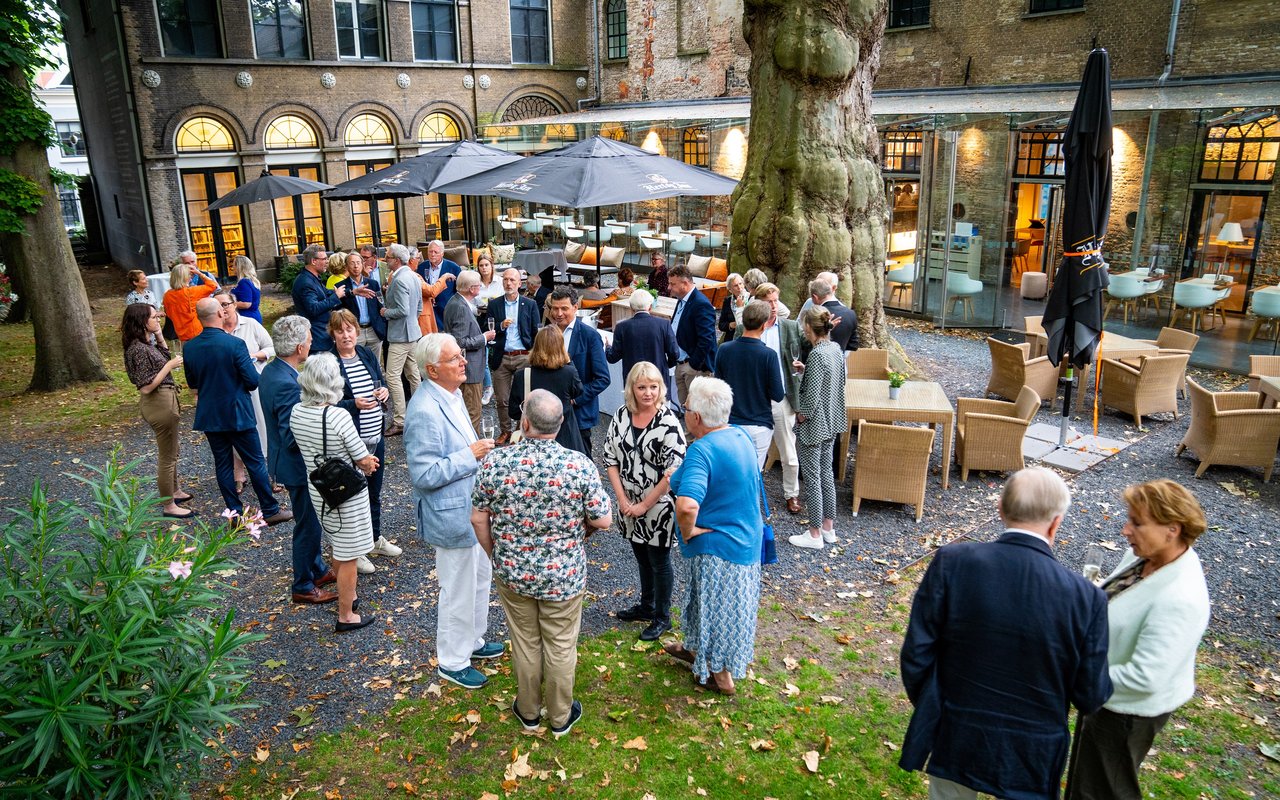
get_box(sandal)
[173,493,193,505]
[663,643,695,664]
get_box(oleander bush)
[0,457,263,799]
[275,258,303,293]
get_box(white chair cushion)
[600,246,625,268]
[564,240,586,263]
[490,243,515,264]
[686,254,712,277]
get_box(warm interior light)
[1216,222,1245,243]
[641,130,664,156]
[1111,126,1136,173]
[715,127,748,179]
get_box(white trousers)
[770,398,800,497]
[434,543,492,672]
[741,424,772,469]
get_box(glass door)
[181,168,246,280]
[1009,181,1063,288]
[1184,189,1267,313]
[269,165,326,256]
[347,160,399,247]
[884,177,921,312]
[424,192,466,243]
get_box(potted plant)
[888,371,907,400]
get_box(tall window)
[419,112,462,144]
[682,127,708,168]
[881,130,923,173]
[335,0,383,59]
[156,0,221,57]
[1200,114,1279,184]
[888,0,929,29]
[412,0,457,61]
[253,0,308,59]
[176,116,235,153]
[1028,0,1083,11]
[605,0,626,60]
[55,122,86,158]
[510,0,550,64]
[1013,131,1066,178]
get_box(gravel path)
[2,320,1276,759]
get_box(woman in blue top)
[231,256,263,323]
[665,375,763,696]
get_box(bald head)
[522,388,564,437]
[196,297,222,325]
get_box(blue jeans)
[205,429,279,516]
[286,483,328,593]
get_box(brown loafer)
[496,431,512,446]
[385,423,404,436]
[786,497,802,515]
[292,587,337,604]
[315,568,337,587]
[264,509,294,526]
[663,643,696,664]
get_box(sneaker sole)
[472,649,505,660]
[551,715,581,738]
[438,670,487,690]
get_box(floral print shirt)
[472,437,612,600]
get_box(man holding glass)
[445,270,496,434]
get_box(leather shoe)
[335,615,376,633]
[496,431,512,445]
[315,568,337,587]
[786,497,802,515]
[385,423,404,436]
[264,509,294,526]
[292,588,337,604]
[616,604,653,622]
[639,619,671,641]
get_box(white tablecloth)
[146,273,171,308]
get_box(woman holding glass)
[509,325,586,455]
[604,361,687,641]
[718,273,749,340]
[788,307,847,551]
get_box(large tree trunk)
[0,69,108,391]
[730,0,890,349]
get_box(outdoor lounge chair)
[1099,352,1190,428]
[846,348,889,380]
[985,337,1057,405]
[1176,378,1280,482]
[851,422,934,522]
[955,386,1040,481]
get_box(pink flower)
[168,560,193,580]
[220,509,237,521]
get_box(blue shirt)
[504,297,522,351]
[354,288,371,325]
[670,293,689,361]
[714,337,784,428]
[669,426,762,566]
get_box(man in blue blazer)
[405,333,501,690]
[418,240,462,331]
[605,289,677,398]
[258,315,335,604]
[339,258,387,368]
[547,288,610,452]
[292,245,347,353]
[487,268,539,442]
[182,298,290,526]
[899,468,1112,800]
[668,265,718,409]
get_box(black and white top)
[290,403,373,559]
[340,354,383,441]
[795,339,847,446]
[603,406,686,548]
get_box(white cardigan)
[1102,547,1211,717]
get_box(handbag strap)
[733,426,771,521]
[319,406,329,463]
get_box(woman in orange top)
[162,259,219,342]
[415,248,454,334]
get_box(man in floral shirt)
[472,389,612,738]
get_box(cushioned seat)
[946,273,984,321]
[886,263,916,304]
[1105,274,1147,324]
[1248,289,1280,343]
[1020,271,1047,300]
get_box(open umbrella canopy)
[322,140,523,200]
[205,169,333,211]
[1042,48,1114,370]
[430,136,739,205]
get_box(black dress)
[509,364,587,455]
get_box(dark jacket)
[444,294,487,384]
[486,294,539,370]
[182,326,258,432]
[334,344,386,425]
[674,289,718,373]
[606,311,678,382]
[338,275,387,341]
[719,295,745,338]
[258,358,307,486]
[565,323,610,432]
[714,337,784,429]
[823,298,859,351]
[291,267,342,352]
[899,532,1113,800]
[509,364,586,455]
[735,319,803,410]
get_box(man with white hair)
[899,467,1113,800]
[444,269,497,432]
[419,239,461,330]
[798,270,839,316]
[381,243,421,435]
[605,289,678,398]
[405,333,500,690]
[807,277,858,352]
[472,388,612,737]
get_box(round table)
[512,248,568,285]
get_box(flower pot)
[888,385,901,400]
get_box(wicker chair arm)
[958,398,1016,418]
[1101,357,1140,378]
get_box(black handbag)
[308,407,367,516]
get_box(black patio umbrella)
[322,140,523,200]
[1041,48,1113,443]
[205,169,332,211]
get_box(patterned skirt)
[682,554,762,681]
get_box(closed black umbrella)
[1041,48,1113,441]
[205,169,332,211]
[322,140,523,200]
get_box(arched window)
[265,114,319,149]
[682,126,708,168]
[599,123,627,141]
[176,116,235,152]
[605,0,627,60]
[419,111,462,143]
[501,95,560,122]
[1201,113,1279,183]
[545,123,577,140]
[345,112,394,146]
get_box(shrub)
[0,457,264,798]
[276,258,303,293]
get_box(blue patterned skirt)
[682,554,762,681]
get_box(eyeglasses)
[434,353,467,366]
[219,301,234,308]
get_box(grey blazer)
[795,339,847,446]
[405,379,480,549]
[444,294,486,384]
[383,266,423,344]
[737,318,803,409]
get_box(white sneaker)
[481,387,494,405]
[370,537,402,558]
[821,529,840,544]
[788,534,824,550]
[356,555,376,574]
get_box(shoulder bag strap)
[319,405,329,463]
[524,366,531,397]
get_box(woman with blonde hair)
[604,361,687,640]
[162,258,218,343]
[718,273,748,339]
[231,255,263,323]
[509,325,585,454]
[325,252,349,289]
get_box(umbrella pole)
[594,206,603,283]
[1059,367,1075,448]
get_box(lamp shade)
[1217,222,1245,243]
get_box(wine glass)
[1081,544,1106,585]
[487,317,495,333]
[480,419,496,440]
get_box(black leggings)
[629,541,674,622]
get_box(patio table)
[512,248,568,284]
[146,273,171,308]
[1260,376,1280,409]
[837,379,954,489]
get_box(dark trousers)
[205,429,279,516]
[629,541,674,622]
[1065,706,1171,800]
[580,425,593,455]
[287,482,328,594]
[367,438,385,541]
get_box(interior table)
[838,379,954,489]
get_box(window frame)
[509,0,551,65]
[155,0,223,58]
[887,0,929,30]
[605,0,627,60]
[681,126,709,169]
[1013,130,1066,179]
[55,121,87,158]
[1199,116,1280,185]
[1027,0,1084,13]
[265,115,320,150]
[251,0,310,60]
[419,111,463,145]
[881,130,924,174]
[411,0,459,62]
[176,116,237,153]
[334,0,385,60]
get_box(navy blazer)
[674,289,718,373]
[419,258,461,329]
[335,344,386,424]
[486,294,539,370]
[823,299,859,351]
[339,276,387,341]
[182,326,259,433]
[606,311,678,381]
[258,358,308,486]
[566,323,610,432]
[292,268,342,352]
[899,532,1112,800]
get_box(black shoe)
[639,619,671,641]
[511,697,541,731]
[550,700,582,739]
[335,615,377,633]
[616,604,654,622]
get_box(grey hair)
[415,332,455,374]
[685,376,733,428]
[455,269,481,293]
[271,314,311,356]
[386,243,410,263]
[298,352,345,406]
[629,290,654,311]
[178,249,197,262]
[810,276,835,300]
[743,268,769,293]
[302,244,326,263]
[428,238,444,251]
[523,388,564,435]
[1000,467,1072,526]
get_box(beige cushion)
[600,246,625,268]
[687,254,712,278]
[490,243,515,264]
[443,245,469,266]
[564,240,586,263]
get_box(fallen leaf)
[1261,742,1280,762]
[478,794,500,800]
[253,744,270,763]
[504,751,534,781]
[782,683,801,697]
[783,656,800,671]
[883,740,899,751]
[749,739,777,751]
[818,695,844,705]
[1219,481,1246,497]
[802,750,819,773]
[622,736,649,750]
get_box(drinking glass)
[487,318,495,332]
[481,419,496,440]
[1081,544,1107,585]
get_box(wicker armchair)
[1024,315,1047,358]
[955,386,1041,481]
[1099,352,1190,428]
[1129,327,1198,396]
[851,422,934,522]
[985,337,1058,404]
[846,348,890,379]
[1177,378,1280,482]
[1247,355,1280,400]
